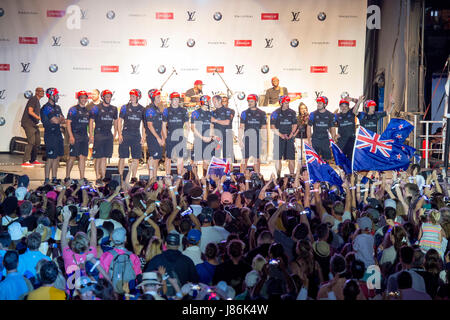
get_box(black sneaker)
[130,177,138,184]
[44,178,50,185]
[51,178,59,185]
[95,179,103,186]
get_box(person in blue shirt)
[18,232,51,284]
[145,89,164,179]
[0,232,12,280]
[40,87,65,184]
[0,250,33,300]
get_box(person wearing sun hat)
[136,271,165,300]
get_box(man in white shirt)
[200,211,230,253]
[182,229,202,265]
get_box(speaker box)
[105,165,129,179]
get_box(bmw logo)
[261,65,269,74]
[0,8,4,17]
[187,38,195,47]
[213,12,222,21]
[290,39,299,48]
[24,90,33,99]
[106,10,115,20]
[0,117,5,126]
[237,92,246,100]
[49,64,58,73]
[158,65,166,74]
[318,12,326,21]
[80,37,89,46]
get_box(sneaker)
[31,160,44,165]
[95,179,103,186]
[44,178,50,184]
[51,178,59,185]
[21,162,34,167]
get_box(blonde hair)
[252,254,267,272]
[429,209,441,225]
[71,232,89,254]
[146,237,162,262]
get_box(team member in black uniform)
[270,95,298,177]
[89,89,118,185]
[191,95,216,176]
[239,94,267,173]
[357,99,393,133]
[211,95,235,164]
[145,89,164,179]
[40,88,65,184]
[118,89,145,181]
[162,92,189,176]
[65,90,90,182]
[334,95,364,160]
[306,96,337,161]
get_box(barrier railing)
[414,115,446,168]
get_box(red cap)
[101,89,113,99]
[364,100,377,108]
[170,92,180,99]
[46,88,59,98]
[150,90,161,99]
[76,90,89,99]
[279,95,290,104]
[194,80,203,86]
[316,96,328,106]
[339,99,350,106]
[247,94,258,101]
[129,89,141,99]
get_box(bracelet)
[89,260,100,273]
[251,225,257,230]
[169,186,175,190]
[245,180,251,183]
[144,215,152,221]
[176,206,181,210]
[202,185,207,188]
[89,217,95,222]
[174,191,179,195]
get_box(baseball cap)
[166,232,180,246]
[384,199,397,210]
[194,80,203,86]
[15,187,28,201]
[137,272,161,288]
[357,216,372,231]
[8,222,27,241]
[18,175,30,188]
[215,281,236,300]
[78,276,97,294]
[46,191,58,202]
[187,229,201,245]
[111,227,127,245]
[221,192,233,205]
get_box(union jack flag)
[355,126,394,158]
[304,142,326,164]
[207,156,230,176]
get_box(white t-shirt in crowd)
[200,226,230,253]
[182,245,203,265]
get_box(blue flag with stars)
[304,142,343,187]
[352,126,416,171]
[380,118,414,144]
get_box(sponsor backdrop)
[0,0,367,152]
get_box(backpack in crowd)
[108,249,136,294]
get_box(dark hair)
[330,254,346,276]
[39,261,59,284]
[317,223,329,240]
[424,249,442,275]
[0,232,11,249]
[397,271,412,289]
[339,221,356,243]
[139,293,155,300]
[213,210,226,227]
[399,246,414,265]
[205,243,219,260]
[343,279,360,300]
[3,250,19,271]
[68,205,78,221]
[292,223,309,241]
[26,232,41,250]
[350,260,366,280]
[333,201,345,216]
[212,95,222,102]
[227,240,244,259]
[93,278,116,300]
[384,207,397,221]
[102,221,115,235]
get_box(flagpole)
[351,126,359,172]
[303,140,311,184]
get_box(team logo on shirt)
[235,65,244,75]
[339,64,349,75]
[265,38,274,48]
[106,10,115,20]
[187,38,195,47]
[24,90,33,99]
[160,38,169,48]
[213,12,222,21]
[21,62,31,73]
[131,64,140,74]
[52,36,61,46]
[187,11,196,21]
[290,39,299,47]
[80,37,89,46]
[318,12,326,21]
[158,65,166,74]
[291,11,300,22]
[49,64,58,73]
[261,65,269,74]
[0,89,5,99]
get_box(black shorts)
[119,135,142,159]
[273,136,296,160]
[312,136,331,160]
[146,136,163,160]
[165,135,188,159]
[243,132,261,159]
[93,133,113,159]
[69,134,89,157]
[192,138,216,162]
[44,133,64,159]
